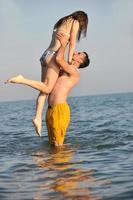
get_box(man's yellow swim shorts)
[46,102,70,146]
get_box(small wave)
[107,189,133,200]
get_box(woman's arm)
[68,20,79,63]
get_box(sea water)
[0,92,133,200]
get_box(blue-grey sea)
[0,92,133,200]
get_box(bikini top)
[53,28,70,37]
[53,17,74,38]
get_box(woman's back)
[48,17,74,52]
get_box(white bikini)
[53,28,70,37]
[40,49,56,65]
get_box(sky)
[0,0,133,102]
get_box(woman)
[6,11,88,136]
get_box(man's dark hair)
[79,52,90,68]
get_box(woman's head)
[54,10,88,41]
[70,11,88,40]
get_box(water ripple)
[0,93,133,199]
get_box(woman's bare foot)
[32,118,42,137]
[5,74,24,84]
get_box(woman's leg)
[5,74,50,94]
[32,64,47,136]
[5,56,59,136]
[32,56,60,136]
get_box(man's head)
[72,52,90,69]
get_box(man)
[46,33,90,146]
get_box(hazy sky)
[0,0,133,102]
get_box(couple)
[6,11,90,146]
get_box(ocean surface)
[0,92,133,200]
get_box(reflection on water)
[32,144,104,200]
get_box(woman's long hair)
[54,11,88,41]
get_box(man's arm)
[56,34,78,75]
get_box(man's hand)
[56,33,69,47]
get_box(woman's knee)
[41,85,51,94]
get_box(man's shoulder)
[70,64,80,74]
[68,65,80,81]
[69,65,80,82]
